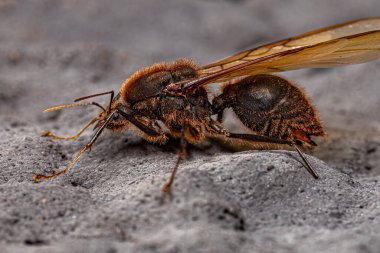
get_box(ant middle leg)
[118,109,183,192]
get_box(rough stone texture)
[0,1,380,252]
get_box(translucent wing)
[171,30,380,91]
[211,31,380,80]
[200,18,380,76]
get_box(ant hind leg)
[209,121,319,179]
[290,143,319,179]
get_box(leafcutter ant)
[34,18,380,192]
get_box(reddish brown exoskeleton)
[35,18,380,192]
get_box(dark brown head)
[91,93,134,132]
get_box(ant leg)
[217,110,224,123]
[290,144,319,179]
[227,132,319,178]
[120,109,188,192]
[41,117,99,141]
[226,132,291,145]
[108,91,114,113]
[33,112,115,183]
[119,109,184,192]
[209,121,319,179]
[162,127,187,193]
[117,109,163,138]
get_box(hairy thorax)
[119,59,212,143]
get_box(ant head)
[94,110,125,131]
[94,95,129,131]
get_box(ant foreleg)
[117,109,164,138]
[33,112,114,183]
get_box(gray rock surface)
[1,1,380,252]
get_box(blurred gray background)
[1,1,380,253]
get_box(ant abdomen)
[212,74,325,146]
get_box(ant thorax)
[119,60,213,142]
[120,59,199,105]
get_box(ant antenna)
[74,90,114,114]
[34,112,115,182]
[41,117,99,141]
[74,90,114,102]
[44,101,106,113]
